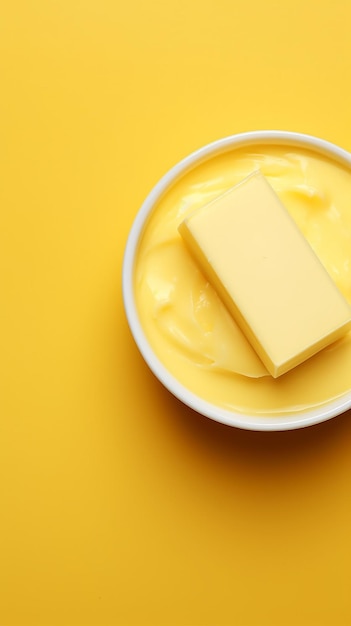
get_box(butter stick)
[178,171,351,377]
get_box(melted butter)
[134,146,351,415]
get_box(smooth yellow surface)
[1,1,351,625]
[136,146,351,414]
[179,171,351,377]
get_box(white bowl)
[122,131,351,431]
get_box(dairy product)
[179,171,351,377]
[134,145,351,415]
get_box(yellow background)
[1,1,351,624]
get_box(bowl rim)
[122,130,351,431]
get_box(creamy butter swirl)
[135,146,351,414]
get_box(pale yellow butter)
[178,171,351,377]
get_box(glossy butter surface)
[135,146,351,415]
